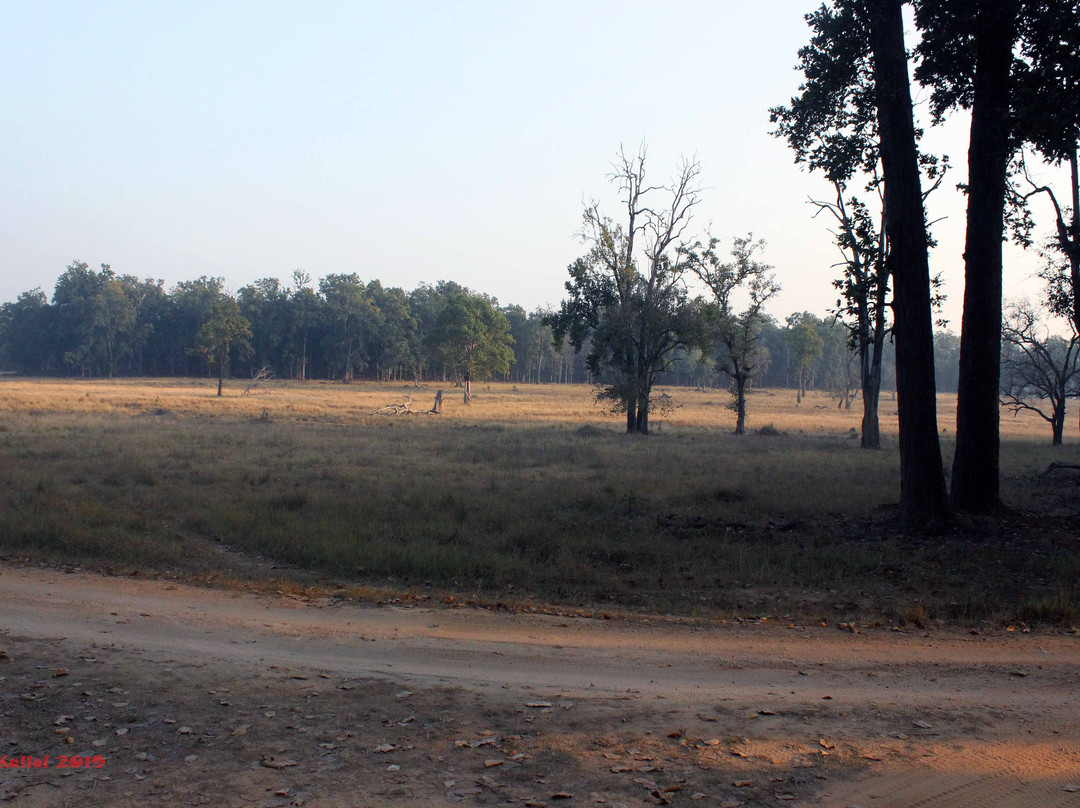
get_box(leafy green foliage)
[686,235,780,432]
[194,295,252,395]
[428,291,515,384]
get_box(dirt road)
[1,565,1078,807]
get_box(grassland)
[0,376,1077,627]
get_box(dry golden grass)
[0,377,1077,625]
[0,377,1066,441]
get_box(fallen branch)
[242,365,274,396]
[370,392,445,416]
[371,397,414,415]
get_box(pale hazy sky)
[0,1,1066,327]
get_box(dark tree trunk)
[734,374,748,435]
[342,317,352,383]
[1069,150,1080,335]
[868,0,950,529]
[861,264,888,449]
[861,373,881,448]
[951,0,1018,514]
[636,382,650,434]
[859,324,877,446]
[635,329,649,435]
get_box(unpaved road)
[1,565,1078,807]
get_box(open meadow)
[3,378,1080,808]
[0,376,1077,626]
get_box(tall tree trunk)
[861,329,883,449]
[951,0,1018,514]
[636,377,650,434]
[868,0,950,529]
[861,264,888,449]
[301,332,307,381]
[734,373,748,435]
[1069,149,1080,335]
[623,348,639,433]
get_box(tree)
[285,270,318,381]
[786,314,825,404]
[689,236,780,433]
[428,290,514,403]
[165,277,227,376]
[934,329,962,392]
[239,277,290,377]
[92,273,137,378]
[1000,300,1080,445]
[194,295,252,396]
[504,305,556,384]
[770,1,946,449]
[319,273,372,382]
[115,275,167,376]
[550,148,706,434]
[0,289,54,374]
[916,0,1021,514]
[1013,2,1080,337]
[52,261,107,376]
[814,191,890,442]
[815,314,860,408]
[867,0,951,528]
[365,281,419,382]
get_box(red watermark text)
[1,755,105,769]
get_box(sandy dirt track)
[1,564,1079,807]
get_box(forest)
[0,259,964,395]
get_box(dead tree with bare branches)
[1000,300,1080,445]
[241,365,275,396]
[549,147,708,434]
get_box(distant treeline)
[0,261,962,394]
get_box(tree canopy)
[428,291,515,403]
[549,148,708,434]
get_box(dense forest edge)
[0,261,971,397]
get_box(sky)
[0,1,1069,329]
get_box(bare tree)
[241,364,275,396]
[551,147,706,434]
[1000,300,1080,445]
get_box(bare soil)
[1,564,1079,808]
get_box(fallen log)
[241,365,274,396]
[370,397,414,415]
[370,393,444,416]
